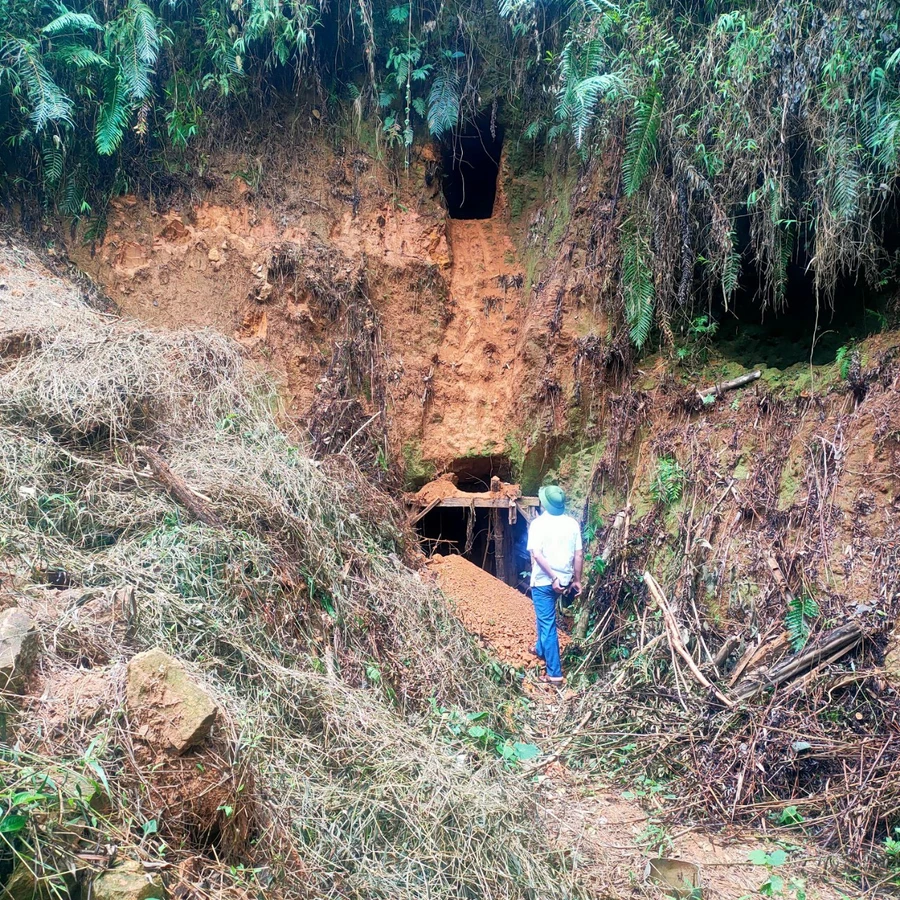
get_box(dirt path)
[430,553,570,668]
[541,766,856,899]
[431,553,862,898]
[421,218,524,461]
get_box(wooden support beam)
[409,497,441,526]
[406,495,540,509]
[491,508,507,584]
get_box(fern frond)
[95,65,130,155]
[623,88,662,197]
[48,44,109,69]
[427,72,460,137]
[571,72,625,147]
[785,596,819,652]
[42,142,64,185]
[117,0,160,101]
[42,10,102,36]
[387,5,410,24]
[830,130,860,221]
[621,216,655,348]
[130,0,161,65]
[1,37,73,130]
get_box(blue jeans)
[531,585,563,678]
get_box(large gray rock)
[126,648,217,754]
[91,861,165,900]
[0,608,38,693]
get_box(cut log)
[138,446,223,528]
[732,622,866,701]
[698,369,761,400]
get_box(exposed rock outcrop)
[91,861,166,900]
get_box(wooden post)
[491,508,507,584]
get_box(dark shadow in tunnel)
[441,111,504,219]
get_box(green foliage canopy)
[524,0,900,346]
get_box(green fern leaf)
[48,44,109,69]
[427,72,460,137]
[42,142,64,186]
[388,5,410,24]
[42,10,102,36]
[622,217,655,348]
[95,65,129,155]
[786,596,819,652]
[1,37,74,130]
[623,88,662,197]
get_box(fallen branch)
[698,369,761,400]
[732,622,866,701]
[728,631,790,687]
[711,634,741,674]
[138,446,224,528]
[644,572,734,707]
[573,506,631,640]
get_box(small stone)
[207,247,220,262]
[126,648,218,754]
[0,608,38,693]
[91,861,166,900]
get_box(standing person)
[527,485,583,684]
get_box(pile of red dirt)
[413,476,523,505]
[429,554,569,669]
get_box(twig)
[643,572,734,707]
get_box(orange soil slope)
[429,553,569,669]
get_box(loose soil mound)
[429,553,569,668]
[414,476,523,504]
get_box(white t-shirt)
[527,512,583,587]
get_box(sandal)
[536,674,565,685]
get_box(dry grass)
[0,246,579,900]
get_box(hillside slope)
[0,237,580,900]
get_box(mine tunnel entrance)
[412,456,533,591]
[441,111,504,220]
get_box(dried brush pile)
[0,253,578,900]
[554,374,900,873]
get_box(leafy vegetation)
[785,596,820,652]
[510,0,900,348]
[650,456,685,506]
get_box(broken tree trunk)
[732,621,866,701]
[138,446,223,528]
[698,369,761,400]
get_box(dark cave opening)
[708,219,893,369]
[441,112,504,220]
[712,264,881,370]
[414,455,530,590]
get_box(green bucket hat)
[538,485,566,516]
